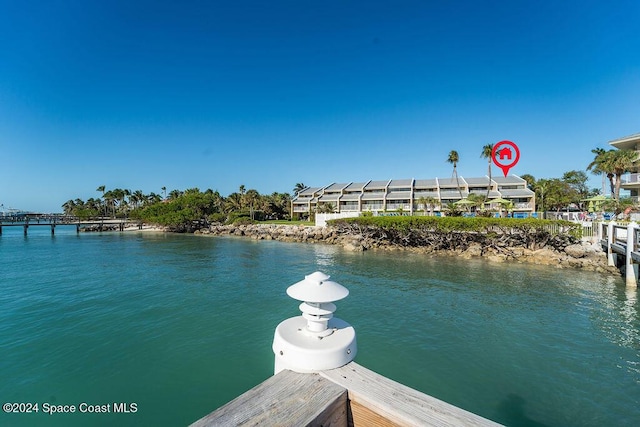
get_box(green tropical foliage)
[62,185,293,230]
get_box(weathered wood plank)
[320,362,502,427]
[349,399,400,427]
[190,369,348,427]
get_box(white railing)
[362,204,383,211]
[514,202,532,209]
[315,212,360,227]
[385,203,411,211]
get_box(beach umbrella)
[581,195,607,202]
[581,195,608,212]
[488,197,512,205]
[489,197,513,217]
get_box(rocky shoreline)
[194,223,618,274]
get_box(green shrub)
[232,217,257,225]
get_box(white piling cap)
[286,271,349,303]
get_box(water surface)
[0,226,638,426]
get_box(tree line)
[444,144,639,214]
[63,144,639,225]
[62,185,295,227]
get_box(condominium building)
[292,175,535,218]
[610,132,640,202]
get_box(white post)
[272,271,357,374]
[607,221,616,266]
[626,222,638,287]
[597,221,603,242]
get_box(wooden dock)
[191,362,502,427]
[599,221,640,287]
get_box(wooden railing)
[191,362,502,427]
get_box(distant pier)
[0,214,140,235]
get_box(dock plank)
[190,370,348,427]
[320,362,502,427]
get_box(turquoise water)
[1,226,639,426]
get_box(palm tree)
[447,150,463,199]
[480,144,493,198]
[244,189,260,220]
[607,149,638,201]
[62,200,76,216]
[103,190,116,218]
[417,196,438,216]
[587,147,610,196]
[168,189,183,200]
[224,192,243,213]
[161,186,167,200]
[96,185,106,217]
[588,149,638,201]
[293,183,307,196]
[147,192,163,205]
[315,202,335,213]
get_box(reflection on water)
[585,274,640,379]
[312,244,339,267]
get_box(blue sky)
[1,0,639,212]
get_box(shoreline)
[194,223,619,274]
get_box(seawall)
[195,224,617,274]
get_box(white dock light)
[273,271,357,374]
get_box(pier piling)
[626,222,639,286]
[607,221,616,266]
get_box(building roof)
[344,182,367,192]
[440,190,469,199]
[465,176,491,185]
[361,193,385,200]
[364,180,390,190]
[297,187,323,197]
[324,183,349,192]
[609,132,640,150]
[386,191,411,200]
[388,179,413,188]
[318,194,340,202]
[437,177,467,187]
[493,176,525,184]
[340,193,360,201]
[414,179,438,188]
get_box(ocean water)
[0,226,638,426]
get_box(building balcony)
[385,203,411,211]
[513,202,533,210]
[621,173,640,188]
[362,204,383,211]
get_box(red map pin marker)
[492,140,520,177]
